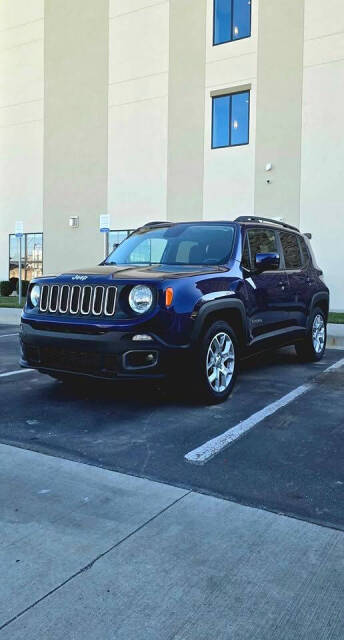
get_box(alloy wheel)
[312,314,325,354]
[206,332,235,393]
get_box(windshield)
[105,224,236,266]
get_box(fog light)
[132,334,153,341]
[123,350,158,369]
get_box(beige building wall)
[0,0,44,280]
[43,0,109,274]
[254,0,305,228]
[203,0,258,221]
[108,0,169,230]
[0,0,343,309]
[300,0,344,311]
[166,0,207,222]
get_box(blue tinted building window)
[212,95,230,148]
[214,0,251,45]
[212,91,250,148]
[214,0,232,45]
[231,91,250,145]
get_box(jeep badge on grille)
[71,275,88,281]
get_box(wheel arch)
[308,293,329,328]
[190,300,248,349]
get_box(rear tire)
[295,307,327,362]
[191,320,238,404]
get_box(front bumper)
[20,320,190,380]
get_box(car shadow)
[38,346,300,411]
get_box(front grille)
[39,284,117,317]
[40,346,103,373]
[22,344,118,376]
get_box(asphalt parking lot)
[1,323,343,532]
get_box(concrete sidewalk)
[1,444,343,639]
[0,308,22,325]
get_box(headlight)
[30,284,40,307]
[129,285,153,314]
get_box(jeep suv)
[20,217,329,404]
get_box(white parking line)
[0,333,18,338]
[0,369,33,378]
[325,357,344,372]
[185,357,344,466]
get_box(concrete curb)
[327,323,344,350]
[0,310,343,348]
[0,308,22,325]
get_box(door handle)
[278,281,286,289]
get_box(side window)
[279,232,302,270]
[247,229,278,265]
[299,236,310,267]
[241,235,251,269]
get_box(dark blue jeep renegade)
[20,216,329,404]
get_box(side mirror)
[255,252,280,272]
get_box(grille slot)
[38,284,116,317]
[59,285,70,313]
[70,285,81,314]
[49,285,59,312]
[40,285,49,312]
[104,286,117,316]
[81,286,92,314]
[92,286,105,316]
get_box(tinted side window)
[247,229,277,262]
[279,232,302,269]
[299,236,310,266]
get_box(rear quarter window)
[279,232,302,269]
[298,236,310,266]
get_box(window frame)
[241,232,252,271]
[211,90,250,149]
[8,232,43,281]
[213,0,252,47]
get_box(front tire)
[192,320,238,404]
[295,307,327,362]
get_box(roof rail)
[235,216,299,233]
[142,221,172,227]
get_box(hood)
[61,264,229,281]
